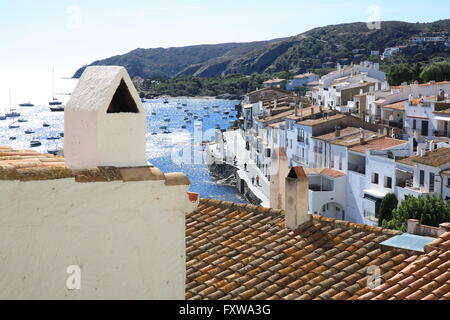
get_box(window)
[372,173,379,185]
[429,173,435,192]
[384,176,393,189]
[419,170,425,187]
[421,120,429,136]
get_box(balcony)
[434,131,450,139]
[382,120,403,129]
[292,155,307,165]
[348,162,365,175]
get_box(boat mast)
[52,67,55,101]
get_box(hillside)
[73,19,450,79]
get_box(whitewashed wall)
[0,178,195,300]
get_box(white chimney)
[285,167,310,230]
[65,66,147,169]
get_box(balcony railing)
[292,155,307,165]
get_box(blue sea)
[0,98,246,203]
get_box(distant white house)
[286,73,320,91]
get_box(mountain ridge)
[73,19,450,79]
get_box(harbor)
[0,97,247,202]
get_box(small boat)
[224,111,230,115]
[181,125,187,129]
[182,103,187,107]
[18,119,28,123]
[151,112,157,116]
[59,132,64,137]
[193,115,198,119]
[213,110,220,113]
[9,137,16,141]
[203,106,209,110]
[6,111,20,118]
[204,114,210,118]
[25,129,35,134]
[159,125,168,130]
[47,148,62,156]
[49,100,63,106]
[229,114,234,118]
[9,122,19,129]
[186,120,192,124]
[163,130,172,134]
[30,141,42,147]
[151,132,158,136]
[215,125,221,130]
[177,106,182,110]
[47,136,61,140]
[187,112,193,116]
[222,116,227,120]
[163,100,169,104]
[19,102,34,107]
[164,117,171,122]
[43,122,50,128]
[0,114,6,120]
[184,117,189,121]
[50,105,65,112]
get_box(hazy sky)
[0,0,449,106]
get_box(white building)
[395,147,450,202]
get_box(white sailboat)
[5,89,20,118]
[49,67,65,112]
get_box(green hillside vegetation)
[133,72,292,98]
[74,20,450,80]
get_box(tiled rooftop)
[315,128,384,147]
[304,168,346,178]
[359,232,450,300]
[382,100,407,111]
[297,114,346,126]
[186,199,428,300]
[0,146,189,185]
[349,137,407,154]
[397,147,450,167]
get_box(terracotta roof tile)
[187,200,450,301]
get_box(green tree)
[420,61,450,82]
[383,195,450,232]
[387,64,413,86]
[378,193,398,227]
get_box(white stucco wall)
[0,178,195,300]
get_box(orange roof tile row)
[304,168,346,178]
[0,146,188,185]
[359,232,450,300]
[382,100,407,111]
[397,147,450,167]
[185,199,437,300]
[349,137,407,154]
